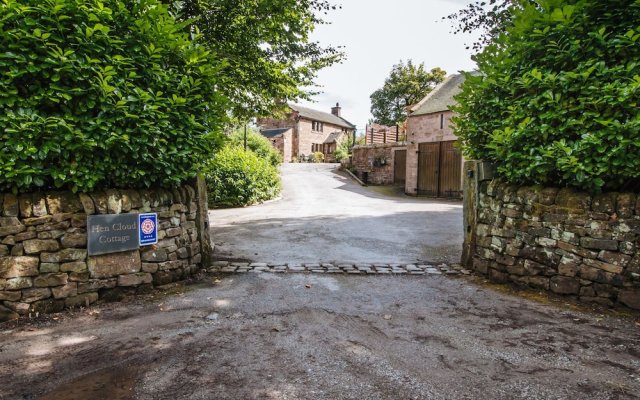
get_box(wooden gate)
[394,149,406,184]
[417,141,462,198]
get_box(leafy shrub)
[312,152,325,163]
[334,138,352,162]
[334,147,348,163]
[228,127,282,166]
[204,146,281,207]
[0,0,225,193]
[453,0,640,192]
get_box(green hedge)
[228,127,282,167]
[204,146,281,208]
[453,0,640,192]
[0,0,225,193]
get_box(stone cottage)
[405,73,471,198]
[259,103,356,162]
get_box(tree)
[453,0,640,192]
[370,61,446,126]
[444,0,528,52]
[177,0,344,120]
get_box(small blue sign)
[139,213,158,246]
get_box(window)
[328,144,333,154]
[312,121,323,132]
[440,113,444,129]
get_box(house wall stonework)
[405,110,463,195]
[257,117,296,130]
[282,129,293,162]
[465,177,640,310]
[352,143,407,185]
[297,119,349,160]
[267,129,293,162]
[0,183,211,321]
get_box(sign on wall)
[87,214,139,256]
[138,213,158,246]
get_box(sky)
[298,0,480,131]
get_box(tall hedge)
[0,0,226,193]
[228,127,283,167]
[453,0,640,192]
[203,146,281,208]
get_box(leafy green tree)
[370,61,446,126]
[0,0,226,193]
[177,0,344,119]
[453,0,640,192]
[444,0,535,52]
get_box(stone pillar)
[194,175,213,267]
[461,161,478,267]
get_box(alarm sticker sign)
[139,213,158,246]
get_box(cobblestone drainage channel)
[208,261,472,276]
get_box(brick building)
[259,103,355,162]
[405,73,470,198]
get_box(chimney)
[331,102,341,117]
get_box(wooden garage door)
[394,149,406,184]
[417,141,462,198]
[417,142,439,196]
[439,141,462,198]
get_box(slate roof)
[289,104,355,129]
[409,73,471,116]
[260,128,291,138]
[323,131,344,144]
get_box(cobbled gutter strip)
[209,261,472,276]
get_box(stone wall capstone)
[0,183,210,321]
[466,176,640,310]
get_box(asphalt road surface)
[210,163,463,265]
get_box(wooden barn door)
[417,141,462,198]
[394,149,406,184]
[417,142,439,196]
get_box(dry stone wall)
[470,179,640,310]
[0,184,209,321]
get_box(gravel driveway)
[210,163,463,264]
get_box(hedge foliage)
[228,127,282,167]
[453,0,640,192]
[0,0,226,193]
[204,146,281,208]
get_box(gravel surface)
[210,163,463,265]
[1,272,638,399]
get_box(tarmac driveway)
[210,163,463,264]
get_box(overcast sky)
[298,0,480,131]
